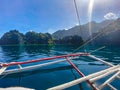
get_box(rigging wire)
[72,0,108,53]
[73,0,86,52]
[72,27,108,53]
[71,1,98,89]
[90,46,106,53]
[73,0,81,26]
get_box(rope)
[72,0,113,53]
[73,0,81,26]
[72,0,98,89]
[90,46,106,53]
[72,26,109,53]
[0,53,89,67]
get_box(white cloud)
[104,12,118,20]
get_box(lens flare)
[88,0,94,36]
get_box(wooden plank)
[0,67,7,75]
[0,53,89,67]
[90,70,120,82]
[107,83,117,90]
[0,59,66,75]
[66,57,98,90]
[99,71,120,89]
[88,55,114,67]
[47,65,120,90]
[116,75,120,80]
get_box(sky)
[0,0,120,37]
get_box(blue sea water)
[0,45,120,90]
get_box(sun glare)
[88,0,94,36]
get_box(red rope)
[66,57,97,90]
[1,53,90,67]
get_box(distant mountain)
[0,30,25,45]
[93,18,120,45]
[52,20,114,40]
[0,30,54,45]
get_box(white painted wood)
[0,59,66,75]
[88,55,114,67]
[47,65,120,90]
[91,84,100,90]
[90,70,120,82]
[107,83,117,90]
[116,75,120,80]
[99,71,120,89]
[0,67,7,75]
[18,64,22,69]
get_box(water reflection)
[0,45,119,90]
[0,45,53,62]
[71,68,84,90]
[0,46,25,62]
[0,45,119,64]
[24,45,53,56]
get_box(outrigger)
[0,0,120,89]
[0,53,89,76]
[0,52,120,90]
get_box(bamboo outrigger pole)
[0,53,89,75]
[0,67,7,75]
[47,65,120,90]
[66,57,98,90]
[0,53,89,67]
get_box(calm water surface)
[0,45,120,90]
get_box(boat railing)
[0,53,89,67]
[0,53,119,90]
[47,55,120,90]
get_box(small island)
[0,30,83,45]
